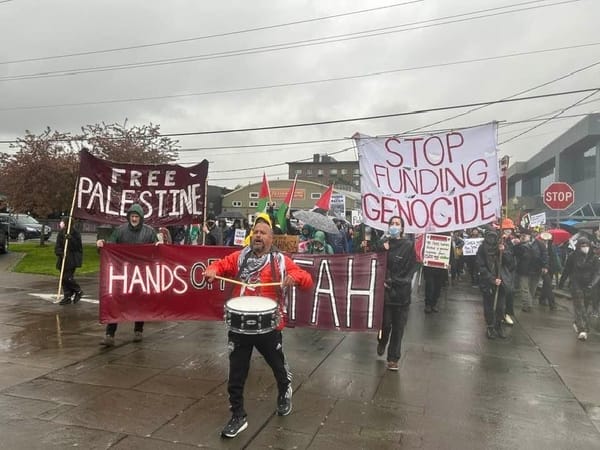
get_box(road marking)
[29,293,99,304]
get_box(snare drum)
[224,296,280,334]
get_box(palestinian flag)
[276,176,297,233]
[256,173,271,213]
[314,184,334,212]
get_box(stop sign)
[543,182,575,210]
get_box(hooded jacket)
[559,241,600,291]
[309,231,334,254]
[108,203,157,244]
[476,230,516,294]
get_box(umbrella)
[293,210,339,234]
[545,228,572,246]
[573,220,600,230]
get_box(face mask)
[388,225,402,238]
[581,246,590,254]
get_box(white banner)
[462,237,483,256]
[356,124,500,233]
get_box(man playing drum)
[204,220,313,439]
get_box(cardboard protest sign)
[273,235,299,253]
[422,234,452,269]
[462,238,483,256]
[233,229,246,246]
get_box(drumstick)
[212,275,247,287]
[211,275,282,288]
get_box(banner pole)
[56,177,79,301]
[202,177,208,245]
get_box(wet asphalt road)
[0,250,599,449]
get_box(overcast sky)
[1,0,598,188]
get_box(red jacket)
[207,248,313,329]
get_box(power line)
[499,89,600,144]
[0,1,424,66]
[155,88,600,137]
[0,87,597,145]
[3,41,599,112]
[0,0,583,82]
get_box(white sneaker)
[504,314,514,326]
[578,331,588,341]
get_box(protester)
[513,229,548,312]
[450,230,464,282]
[476,228,515,339]
[464,228,481,287]
[204,213,223,245]
[423,265,447,313]
[96,203,158,346]
[298,223,315,253]
[376,216,417,371]
[539,232,560,310]
[54,217,83,305]
[559,236,600,341]
[224,219,242,246]
[204,221,313,438]
[353,223,380,253]
[157,226,172,244]
[308,230,334,255]
[500,219,517,325]
[327,219,348,254]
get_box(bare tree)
[0,121,180,245]
[83,120,178,164]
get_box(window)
[232,201,242,207]
[341,169,348,175]
[330,168,338,175]
[249,192,259,199]
[353,168,359,175]
[311,193,321,200]
[295,169,302,175]
[317,169,324,176]
[249,201,258,207]
[353,180,360,186]
[306,168,313,176]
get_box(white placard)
[423,234,452,269]
[529,212,546,227]
[233,229,247,246]
[462,238,484,256]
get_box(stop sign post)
[543,182,574,211]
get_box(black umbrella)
[293,210,339,234]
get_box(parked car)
[0,225,7,253]
[0,213,52,241]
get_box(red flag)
[314,184,334,211]
[256,172,271,213]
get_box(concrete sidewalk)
[0,260,599,449]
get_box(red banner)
[99,245,387,331]
[75,150,209,227]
